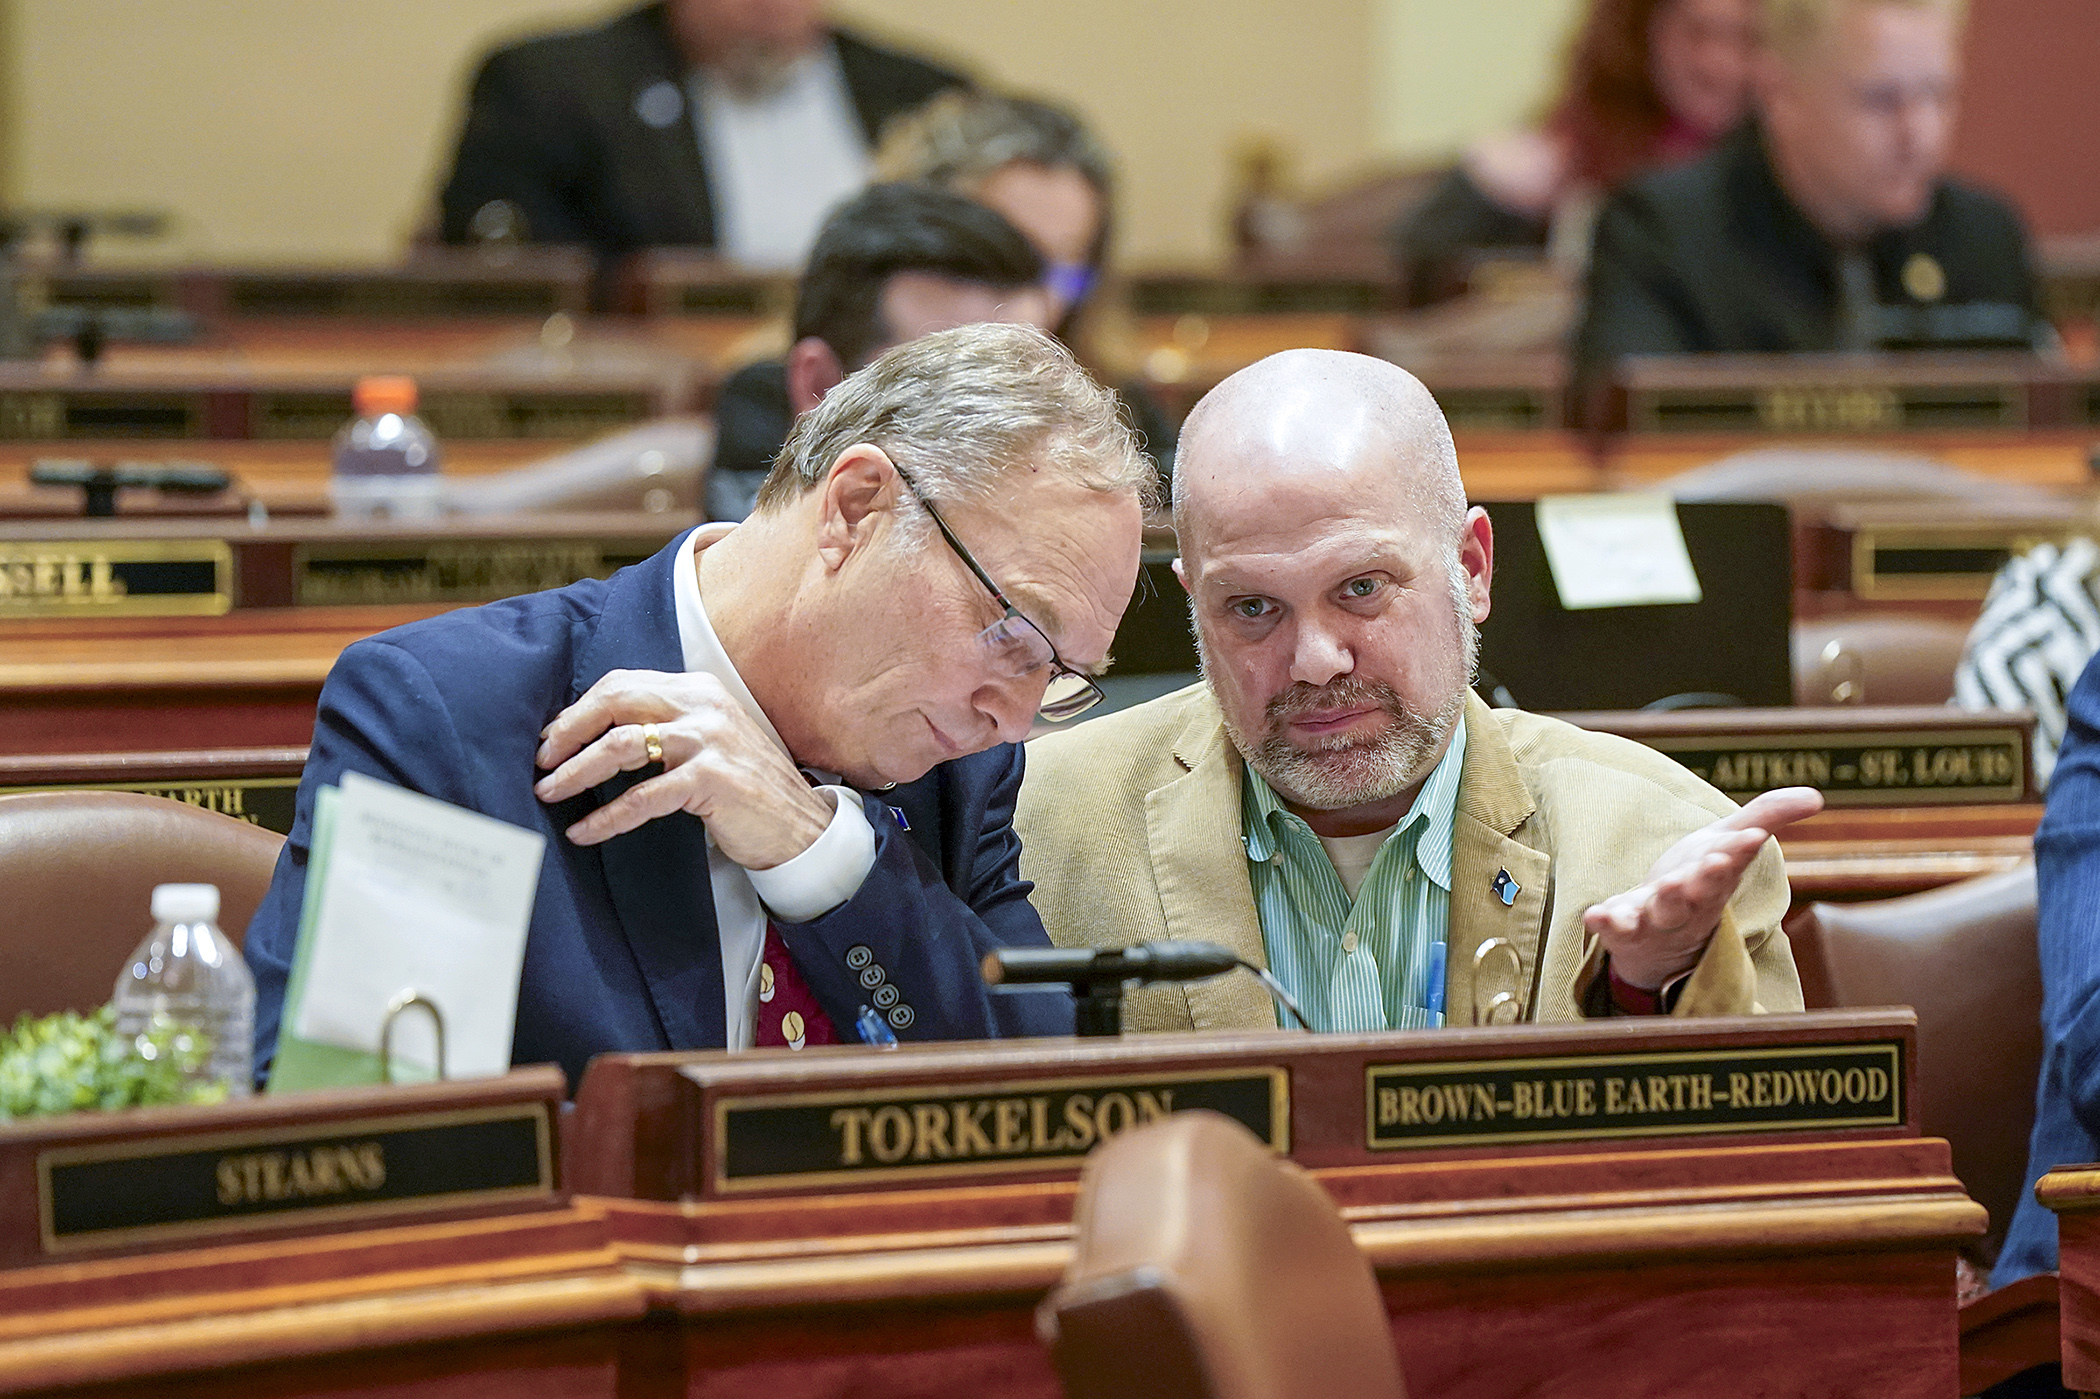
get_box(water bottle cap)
[151,883,220,924]
[353,375,418,417]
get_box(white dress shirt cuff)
[748,786,878,923]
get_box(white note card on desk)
[292,772,544,1079]
[1535,493,1703,611]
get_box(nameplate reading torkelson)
[1366,1040,1903,1150]
[36,1102,554,1253]
[709,1068,1289,1192]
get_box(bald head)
[1174,349,1464,564]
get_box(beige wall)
[5,0,1571,267]
[1372,0,1583,161]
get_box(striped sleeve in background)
[1954,538,2100,787]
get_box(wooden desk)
[0,362,701,443]
[0,439,558,518]
[2037,1166,2100,1390]
[0,605,441,753]
[571,1011,1977,1397]
[0,1068,646,1398]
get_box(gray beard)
[1218,671,1467,811]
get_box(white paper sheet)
[1535,492,1704,611]
[292,772,545,1079]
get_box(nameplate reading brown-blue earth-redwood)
[710,1068,1289,1192]
[1366,1040,1903,1150]
[37,1102,554,1252]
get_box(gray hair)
[875,91,1114,207]
[752,322,1158,532]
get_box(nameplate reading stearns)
[708,1068,1289,1192]
[36,1102,554,1253]
[1366,1041,1903,1150]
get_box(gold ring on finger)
[641,723,664,765]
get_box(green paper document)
[268,773,545,1094]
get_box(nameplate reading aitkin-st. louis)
[37,1102,554,1253]
[1366,1040,1904,1150]
[709,1067,1288,1192]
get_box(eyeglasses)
[893,469,1106,722]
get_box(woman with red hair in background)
[1391,0,1758,305]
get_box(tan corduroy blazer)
[1016,686,1802,1032]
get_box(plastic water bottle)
[330,374,443,519]
[112,884,256,1099]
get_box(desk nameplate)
[1629,381,2029,434]
[708,1067,1289,1194]
[36,1101,555,1254]
[1367,1040,1904,1150]
[1642,724,2029,806]
[292,538,658,607]
[0,775,297,831]
[1850,525,2070,601]
[0,538,233,618]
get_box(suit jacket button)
[845,945,874,970]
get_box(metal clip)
[379,989,447,1083]
[1471,938,1525,1026]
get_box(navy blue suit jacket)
[248,532,1072,1092]
[1998,652,2100,1283]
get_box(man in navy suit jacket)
[250,323,1153,1091]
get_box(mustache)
[1265,675,1409,728]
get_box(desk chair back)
[1788,864,2041,1251]
[1039,1110,1407,1399]
[0,791,285,1025]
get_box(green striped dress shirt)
[1243,719,1467,1032]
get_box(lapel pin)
[1491,869,1520,906]
[888,806,911,831]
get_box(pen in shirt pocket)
[1425,940,1447,1026]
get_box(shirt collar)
[1242,716,1467,892]
[671,524,791,757]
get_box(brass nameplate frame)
[0,391,206,439]
[1432,387,1556,432]
[1850,525,2069,601]
[36,1101,554,1253]
[1631,381,2027,434]
[252,391,656,440]
[1642,725,2028,806]
[293,539,656,607]
[709,1067,1290,1193]
[1366,1040,1903,1150]
[0,776,297,832]
[0,538,233,617]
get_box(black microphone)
[982,941,1242,987]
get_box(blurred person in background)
[875,91,1182,488]
[440,0,966,266]
[708,183,1052,521]
[1390,0,1759,306]
[1574,0,2045,363]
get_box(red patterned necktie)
[752,921,840,1049]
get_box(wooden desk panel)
[0,606,443,753]
[1606,428,2100,490]
[575,1015,1974,1398]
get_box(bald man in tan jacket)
[1017,351,1808,1033]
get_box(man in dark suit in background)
[1574,0,2044,364]
[708,182,1051,521]
[439,0,966,265]
[249,324,1155,1091]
